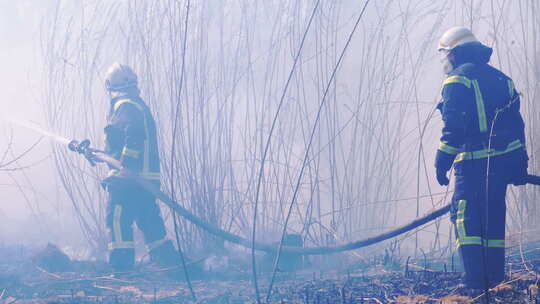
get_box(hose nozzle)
[68,140,80,152]
[67,139,96,166]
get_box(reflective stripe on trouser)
[108,205,135,250]
[107,181,168,269]
[107,204,135,271]
[450,167,508,289]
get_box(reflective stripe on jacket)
[437,43,526,164]
[104,96,160,181]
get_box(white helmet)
[105,63,138,92]
[438,26,479,52]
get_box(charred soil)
[1,244,540,304]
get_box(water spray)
[1,116,71,146]
[1,116,113,169]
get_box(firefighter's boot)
[149,240,180,267]
[109,248,135,272]
[148,240,184,280]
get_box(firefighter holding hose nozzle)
[101,63,180,272]
[435,27,529,289]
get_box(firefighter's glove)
[511,148,529,186]
[436,168,450,186]
[435,150,455,186]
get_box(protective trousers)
[451,158,508,289]
[106,180,177,271]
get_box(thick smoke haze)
[0,1,87,253]
[0,1,538,264]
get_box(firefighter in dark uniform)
[435,27,529,289]
[102,63,179,271]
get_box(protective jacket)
[436,42,527,178]
[104,95,160,182]
[436,42,528,289]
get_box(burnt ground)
[1,243,540,304]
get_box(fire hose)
[68,139,540,255]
